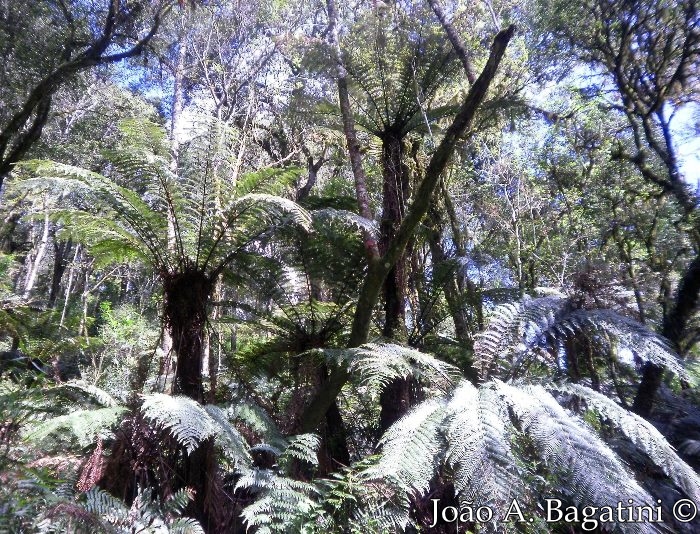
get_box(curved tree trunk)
[632,253,700,417]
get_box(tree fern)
[366,378,699,532]
[474,296,689,383]
[15,118,312,277]
[83,486,204,534]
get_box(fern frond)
[475,296,689,382]
[366,398,446,495]
[25,407,127,447]
[279,433,320,469]
[312,208,379,237]
[203,404,252,467]
[140,394,252,462]
[445,381,524,510]
[140,394,218,454]
[559,309,689,379]
[496,382,656,518]
[228,193,313,231]
[169,517,205,534]
[84,487,129,525]
[324,343,461,394]
[237,469,319,533]
[555,383,700,503]
[47,380,120,408]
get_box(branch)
[427,0,476,84]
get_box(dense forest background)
[1,0,699,532]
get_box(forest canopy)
[1,0,699,532]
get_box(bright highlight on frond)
[369,379,696,532]
[475,296,689,382]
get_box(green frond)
[555,383,700,503]
[140,394,251,462]
[229,193,313,231]
[475,296,689,382]
[235,167,304,197]
[312,208,379,237]
[140,394,219,454]
[230,400,286,449]
[84,487,128,525]
[50,210,151,266]
[203,404,252,467]
[169,518,206,534]
[47,380,120,408]
[445,382,524,509]
[24,406,127,447]
[505,383,654,499]
[279,433,320,469]
[370,378,686,531]
[367,398,446,495]
[324,343,461,394]
[237,468,319,533]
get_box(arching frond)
[365,398,446,495]
[24,406,127,447]
[445,382,524,511]
[368,379,692,532]
[312,208,379,237]
[474,296,689,382]
[496,382,655,523]
[555,383,700,503]
[140,394,250,463]
[324,342,461,394]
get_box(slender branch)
[427,0,476,84]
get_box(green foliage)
[140,393,251,464]
[369,379,699,532]
[16,118,312,276]
[475,296,689,382]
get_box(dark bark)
[379,376,422,434]
[48,237,73,308]
[296,152,326,202]
[164,269,211,402]
[380,133,410,339]
[633,253,700,417]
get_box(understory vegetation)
[1,0,699,532]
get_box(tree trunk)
[380,133,410,340]
[162,269,219,528]
[48,237,73,308]
[164,270,211,402]
[632,253,700,417]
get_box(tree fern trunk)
[163,269,219,528]
[380,133,410,340]
[164,269,211,402]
